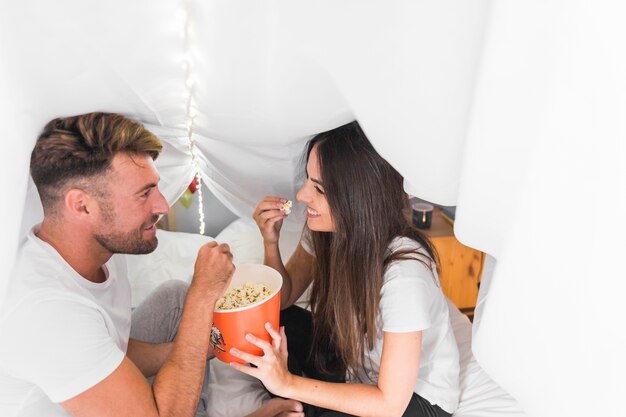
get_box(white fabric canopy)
[1,1,624,416]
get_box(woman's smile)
[306,207,321,218]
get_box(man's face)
[92,152,169,255]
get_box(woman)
[231,121,460,417]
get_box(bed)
[126,220,526,417]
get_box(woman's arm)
[253,196,314,308]
[281,244,313,307]
[231,325,422,417]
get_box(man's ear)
[64,188,96,218]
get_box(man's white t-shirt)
[0,226,131,417]
[302,234,460,413]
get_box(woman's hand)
[229,323,294,397]
[253,196,290,245]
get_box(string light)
[182,0,204,235]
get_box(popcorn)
[280,200,292,215]
[216,283,272,310]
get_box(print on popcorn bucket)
[210,326,226,353]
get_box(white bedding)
[126,220,525,417]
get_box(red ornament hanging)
[188,176,199,193]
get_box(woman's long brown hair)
[306,121,438,380]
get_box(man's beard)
[94,215,160,255]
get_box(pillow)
[214,218,265,265]
[126,229,214,307]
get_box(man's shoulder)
[4,235,91,320]
[12,235,72,292]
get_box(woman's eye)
[314,186,325,195]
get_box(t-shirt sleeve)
[379,259,438,333]
[1,297,125,403]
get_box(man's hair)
[30,112,163,215]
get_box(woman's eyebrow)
[311,177,324,186]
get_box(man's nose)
[154,188,170,215]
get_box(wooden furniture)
[421,208,484,319]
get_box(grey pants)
[130,280,210,417]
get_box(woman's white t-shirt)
[301,234,460,413]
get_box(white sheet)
[126,221,525,416]
[3,3,625,414]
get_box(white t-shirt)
[302,234,460,413]
[0,226,131,417]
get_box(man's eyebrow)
[135,183,158,194]
[135,177,160,194]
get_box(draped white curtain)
[456,2,626,415]
[1,1,624,416]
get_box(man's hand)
[191,241,235,301]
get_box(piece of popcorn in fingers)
[280,200,292,215]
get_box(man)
[0,113,303,417]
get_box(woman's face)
[296,144,335,232]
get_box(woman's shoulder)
[384,236,438,283]
[388,235,422,250]
[387,236,432,260]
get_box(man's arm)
[127,340,173,378]
[61,242,234,417]
[127,339,216,378]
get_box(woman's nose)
[296,183,308,203]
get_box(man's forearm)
[150,287,215,417]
